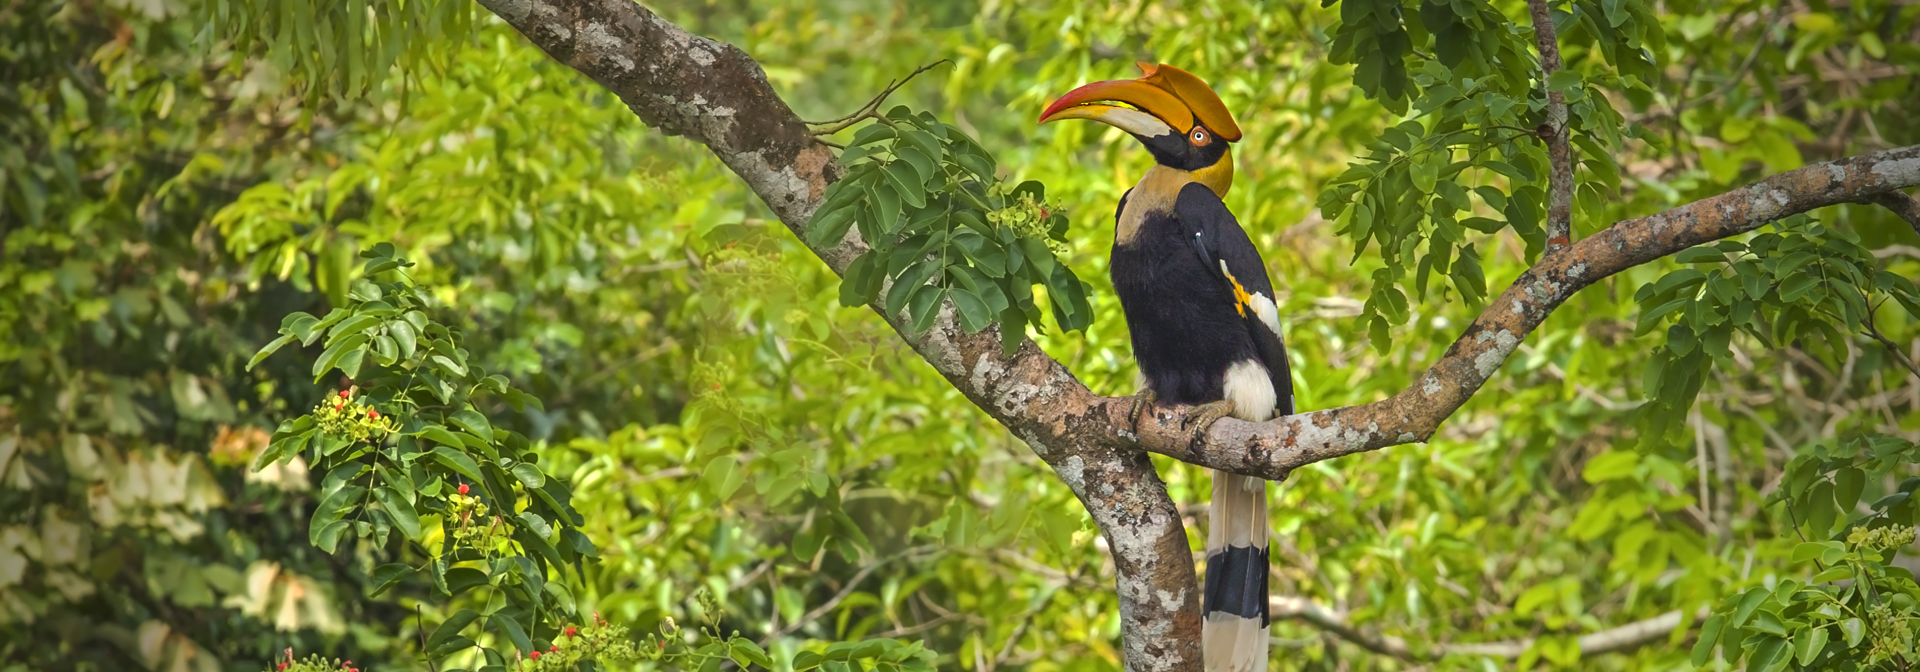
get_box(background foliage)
[2,0,1917,671]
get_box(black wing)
[1175,182,1294,415]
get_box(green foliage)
[1695,436,1920,671]
[809,105,1093,352]
[1634,216,1920,444]
[251,246,602,667]
[7,0,1919,671]
[191,0,477,104]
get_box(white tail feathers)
[1204,360,1274,672]
[1203,472,1269,672]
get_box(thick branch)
[1134,145,1920,480]
[470,1,1920,669]
[1529,0,1574,254]
[1271,596,1708,661]
[469,1,1201,669]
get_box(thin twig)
[1527,0,1573,255]
[417,604,440,672]
[1271,596,1710,661]
[1864,298,1920,381]
[806,61,951,136]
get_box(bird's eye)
[1189,128,1209,144]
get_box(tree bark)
[1528,0,1574,255]
[463,0,1920,669]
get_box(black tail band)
[1202,544,1270,626]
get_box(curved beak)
[1037,63,1241,141]
[1038,79,1189,137]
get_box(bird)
[1039,63,1289,672]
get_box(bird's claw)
[1186,400,1235,451]
[1128,389,1158,433]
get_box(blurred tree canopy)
[2,0,1918,671]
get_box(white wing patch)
[1247,291,1280,335]
[1217,260,1282,336]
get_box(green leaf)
[247,334,296,371]
[1582,451,1639,482]
[1794,624,1828,666]
[1547,69,1583,93]
[704,455,745,500]
[326,313,382,345]
[449,409,493,443]
[431,354,468,379]
[312,333,369,381]
[882,161,925,209]
[516,511,553,540]
[337,347,367,379]
[389,320,417,361]
[418,425,465,449]
[1778,274,1820,302]
[1841,618,1865,647]
[489,613,534,656]
[731,639,775,669]
[1675,246,1726,263]
[839,253,879,307]
[908,285,945,335]
[431,446,486,486]
[950,288,990,332]
[375,486,422,541]
[443,567,488,595]
[309,484,366,550]
[1836,467,1865,511]
[311,520,351,554]
[1691,613,1724,667]
[510,462,545,490]
[849,124,895,146]
[369,563,412,597]
[810,201,860,248]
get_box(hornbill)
[1039,64,1288,672]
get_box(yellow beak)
[1037,63,1241,141]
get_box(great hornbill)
[1039,64,1288,672]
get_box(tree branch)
[468,1,1202,669]
[1864,190,1920,237]
[1528,0,1574,254]
[466,1,1920,669]
[1138,144,1920,481]
[1270,596,1709,661]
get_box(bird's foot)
[1186,400,1236,451]
[1127,388,1158,434]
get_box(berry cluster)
[1847,525,1918,553]
[985,188,1065,256]
[265,650,361,672]
[313,388,397,443]
[517,613,639,670]
[446,484,507,550]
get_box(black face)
[1133,124,1230,171]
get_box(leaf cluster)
[809,105,1093,353]
[1695,435,1920,672]
[250,245,608,670]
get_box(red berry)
[550,645,558,652]
[458,483,470,495]
[340,390,349,398]
[530,651,541,660]
[335,403,343,410]
[566,627,576,638]
[368,409,379,419]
